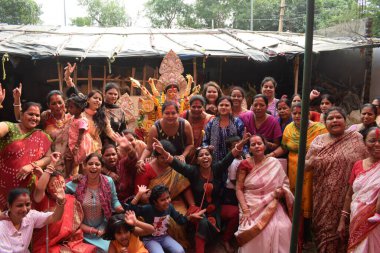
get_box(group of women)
[0,70,379,253]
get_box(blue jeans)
[142,235,185,253]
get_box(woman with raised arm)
[0,186,66,252]
[13,83,71,174]
[64,63,118,153]
[0,102,51,210]
[152,134,250,253]
[337,127,380,253]
[32,152,96,253]
[305,107,368,253]
[235,134,294,253]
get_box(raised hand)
[309,89,320,100]
[64,62,76,78]
[124,210,137,226]
[115,133,132,151]
[53,179,65,202]
[137,185,150,195]
[152,138,166,156]
[0,83,5,104]
[13,83,22,101]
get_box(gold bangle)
[13,104,21,107]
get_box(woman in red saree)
[306,107,368,253]
[0,102,51,210]
[235,135,294,252]
[32,152,96,253]
[338,126,380,253]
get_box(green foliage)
[78,0,128,27]
[71,17,92,27]
[144,0,378,34]
[364,0,380,37]
[145,0,193,28]
[0,0,41,25]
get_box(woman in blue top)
[66,153,124,252]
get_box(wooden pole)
[294,55,300,94]
[193,58,197,85]
[88,65,92,92]
[143,64,147,87]
[279,0,286,32]
[103,65,107,91]
[131,67,136,95]
[57,62,63,92]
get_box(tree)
[0,0,41,25]
[363,0,380,37]
[145,0,194,28]
[75,0,128,27]
[71,17,92,27]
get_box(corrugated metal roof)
[0,24,378,62]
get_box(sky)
[35,0,150,27]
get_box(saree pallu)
[235,158,294,252]
[348,162,380,253]
[32,195,96,253]
[43,112,72,174]
[149,168,191,249]
[0,122,51,210]
[306,131,368,253]
[282,122,326,218]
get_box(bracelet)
[234,144,243,152]
[89,227,94,234]
[56,198,67,206]
[44,168,54,175]
[13,103,21,107]
[341,210,350,215]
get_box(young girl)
[130,185,205,253]
[65,94,91,177]
[104,210,154,253]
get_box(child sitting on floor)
[103,210,154,253]
[129,184,205,253]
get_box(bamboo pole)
[57,62,63,92]
[88,65,92,92]
[279,0,286,32]
[293,55,300,94]
[193,58,197,85]
[131,67,136,95]
[289,0,315,252]
[103,65,107,91]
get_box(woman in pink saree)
[338,126,380,253]
[235,135,294,252]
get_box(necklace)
[52,112,65,129]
